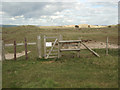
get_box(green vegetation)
[2,25,118,44]
[2,25,118,88]
[2,49,118,88]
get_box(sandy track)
[64,41,118,49]
[5,51,31,60]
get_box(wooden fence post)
[37,35,42,58]
[25,38,28,60]
[2,40,5,60]
[77,43,80,58]
[44,35,46,58]
[77,37,81,58]
[14,40,16,60]
[58,38,60,58]
[58,35,62,58]
[106,37,108,55]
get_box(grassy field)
[2,49,118,88]
[2,25,118,88]
[2,25,118,44]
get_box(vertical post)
[44,35,46,58]
[14,40,16,60]
[77,37,81,58]
[106,36,108,55]
[77,42,80,58]
[25,38,28,60]
[58,38,60,59]
[37,35,42,58]
[58,35,62,58]
[2,40,5,60]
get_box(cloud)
[2,0,119,2]
[1,2,118,25]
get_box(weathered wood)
[106,37,108,55]
[46,37,58,39]
[81,42,100,57]
[78,37,81,58]
[5,42,36,47]
[44,35,46,58]
[25,38,28,60]
[37,36,42,58]
[46,39,58,59]
[77,42,80,58]
[59,40,81,43]
[48,56,58,58]
[14,40,16,60]
[5,44,13,47]
[58,35,62,58]
[50,53,58,55]
[27,43,36,45]
[60,49,80,51]
[58,41,60,58]
[2,40,5,60]
[47,49,58,52]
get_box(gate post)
[44,35,46,58]
[106,36,108,55]
[25,38,28,60]
[14,40,16,60]
[77,37,81,58]
[2,40,5,60]
[58,35,62,58]
[37,35,42,58]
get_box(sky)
[0,0,119,26]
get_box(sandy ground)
[63,41,118,49]
[5,51,31,60]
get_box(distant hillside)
[0,25,19,27]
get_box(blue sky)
[0,0,118,26]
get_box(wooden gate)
[44,35,59,59]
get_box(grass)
[2,49,118,88]
[0,62,2,89]
[2,25,118,88]
[2,25,118,44]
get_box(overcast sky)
[0,0,119,26]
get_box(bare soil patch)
[5,51,31,60]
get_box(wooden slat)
[59,40,81,43]
[48,56,58,58]
[5,42,36,47]
[81,42,100,57]
[46,37,58,39]
[50,53,58,55]
[17,43,24,46]
[5,44,13,46]
[47,49,58,52]
[60,49,80,51]
[28,42,36,45]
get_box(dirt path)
[66,41,118,49]
[81,41,118,49]
[5,51,31,60]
